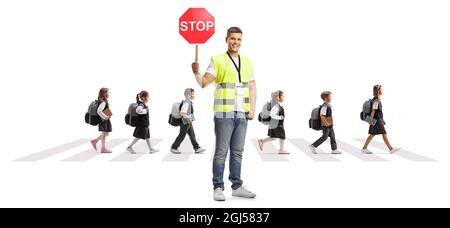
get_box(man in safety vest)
[191,27,257,201]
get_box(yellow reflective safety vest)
[212,53,253,113]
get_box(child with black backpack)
[309,91,341,155]
[361,85,400,154]
[90,88,113,153]
[170,88,206,154]
[126,90,159,154]
[257,90,289,154]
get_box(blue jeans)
[212,113,248,190]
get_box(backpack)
[309,105,322,131]
[84,101,101,126]
[360,99,373,121]
[168,101,184,127]
[124,103,142,127]
[258,101,274,125]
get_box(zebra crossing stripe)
[110,139,163,162]
[336,140,388,162]
[61,138,129,162]
[162,138,197,162]
[288,138,340,162]
[353,138,436,162]
[13,138,432,162]
[251,139,289,162]
[14,139,90,162]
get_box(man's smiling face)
[226,32,242,53]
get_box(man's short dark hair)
[227,27,243,38]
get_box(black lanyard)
[226,52,241,83]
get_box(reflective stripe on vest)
[212,53,253,113]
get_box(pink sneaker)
[101,147,112,153]
[90,140,97,151]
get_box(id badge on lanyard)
[236,84,245,96]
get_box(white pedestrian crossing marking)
[353,138,436,162]
[251,139,289,162]
[162,138,198,162]
[110,139,163,162]
[62,138,129,162]
[15,139,90,162]
[337,140,388,162]
[14,138,435,162]
[288,138,340,162]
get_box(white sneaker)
[149,148,160,153]
[361,149,373,154]
[390,147,401,154]
[309,145,317,154]
[213,188,226,201]
[232,186,256,199]
[127,147,136,154]
[170,148,181,154]
[195,148,206,154]
[331,150,342,154]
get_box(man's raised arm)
[191,62,215,88]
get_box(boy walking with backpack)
[257,90,289,154]
[170,88,206,154]
[126,90,159,154]
[309,91,341,155]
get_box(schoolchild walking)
[90,88,113,153]
[170,88,206,154]
[361,85,401,154]
[126,90,160,154]
[258,90,289,154]
[309,91,341,154]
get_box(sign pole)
[195,45,199,63]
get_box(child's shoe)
[170,148,181,154]
[195,148,206,154]
[309,145,317,154]
[90,140,98,151]
[331,150,342,154]
[127,146,136,154]
[101,147,112,153]
[390,147,401,154]
[149,148,160,154]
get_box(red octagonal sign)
[179,8,215,44]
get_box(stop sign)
[179,8,215,44]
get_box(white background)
[0,0,449,207]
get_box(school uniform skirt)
[369,119,386,135]
[98,119,112,133]
[268,126,286,140]
[133,126,150,140]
